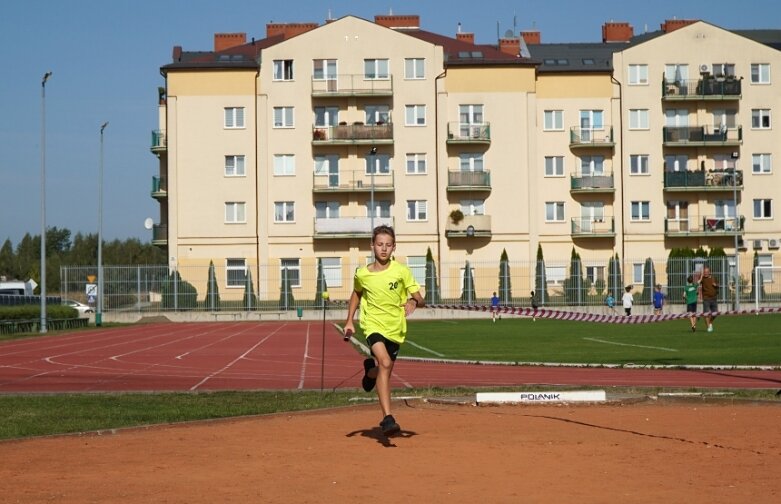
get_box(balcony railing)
[663,169,743,191]
[151,176,167,199]
[152,224,168,246]
[312,169,394,192]
[313,216,394,239]
[311,74,393,96]
[312,123,393,144]
[446,122,491,144]
[570,172,614,192]
[664,215,744,237]
[445,214,492,238]
[662,126,742,146]
[151,130,166,154]
[447,170,491,191]
[571,217,616,237]
[662,77,742,100]
[569,127,614,148]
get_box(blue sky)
[1,0,779,246]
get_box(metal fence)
[59,256,780,313]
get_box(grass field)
[392,313,781,366]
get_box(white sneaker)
[707,325,713,333]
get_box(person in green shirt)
[683,275,699,332]
[344,225,424,436]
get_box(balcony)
[313,216,394,239]
[312,170,394,192]
[569,127,615,149]
[663,169,743,192]
[571,217,616,238]
[151,224,168,246]
[662,77,742,101]
[150,130,166,154]
[311,75,393,97]
[445,214,492,238]
[662,126,742,147]
[446,122,491,145]
[447,170,491,192]
[664,215,744,237]
[312,123,393,145]
[570,172,615,193]
[151,176,167,199]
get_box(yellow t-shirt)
[354,260,421,344]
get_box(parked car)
[62,299,95,317]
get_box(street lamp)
[40,71,52,334]
[369,146,377,236]
[97,122,109,326]
[731,151,740,310]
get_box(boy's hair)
[372,225,395,244]
[625,285,632,292]
[687,275,693,283]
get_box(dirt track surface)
[1,400,780,503]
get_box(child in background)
[490,292,500,323]
[683,275,699,332]
[605,293,616,313]
[652,284,665,315]
[530,290,539,321]
[622,285,634,316]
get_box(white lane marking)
[582,337,679,352]
[405,339,445,357]
[297,323,312,389]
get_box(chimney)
[456,32,475,44]
[602,22,634,43]
[498,37,520,56]
[214,33,246,52]
[265,22,319,39]
[172,45,182,62]
[661,19,698,33]
[374,14,420,29]
[521,30,541,45]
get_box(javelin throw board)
[476,390,607,404]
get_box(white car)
[63,299,95,317]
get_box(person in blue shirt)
[605,293,616,313]
[652,284,665,315]
[490,292,500,323]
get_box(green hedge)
[0,305,78,321]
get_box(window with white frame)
[628,64,648,85]
[365,153,390,174]
[664,64,689,82]
[544,156,564,177]
[365,105,390,124]
[714,200,736,219]
[665,154,689,172]
[226,258,247,287]
[751,63,770,84]
[407,200,427,221]
[320,257,342,288]
[314,106,339,127]
[665,109,689,127]
[545,202,565,222]
[585,265,605,284]
[460,104,484,125]
[314,201,340,219]
[364,59,389,80]
[460,199,485,216]
[754,199,773,219]
[273,107,294,128]
[580,156,604,175]
[629,109,649,129]
[666,201,689,222]
[406,256,426,285]
[752,109,771,129]
[543,110,563,131]
[712,109,737,129]
[632,263,644,284]
[273,154,295,176]
[225,202,246,223]
[752,153,772,174]
[274,201,295,222]
[545,266,566,285]
[460,153,484,172]
[366,200,391,218]
[313,59,337,80]
[405,58,425,79]
[759,255,774,284]
[630,201,650,221]
[273,60,294,81]
[405,105,426,126]
[314,155,339,176]
[630,154,649,175]
[224,107,245,128]
[224,155,245,177]
[580,110,603,130]
[406,153,427,174]
[712,63,735,78]
[713,154,737,170]
[280,258,301,288]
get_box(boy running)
[344,225,424,436]
[683,275,699,332]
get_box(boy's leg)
[370,341,396,419]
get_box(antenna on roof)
[327,9,333,21]
[496,21,500,41]
[513,13,517,36]
[457,22,462,33]
[389,7,393,15]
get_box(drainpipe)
[434,66,447,277]
[254,63,261,283]
[611,74,625,266]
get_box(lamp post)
[369,146,377,236]
[40,71,52,334]
[97,122,109,326]
[731,151,740,310]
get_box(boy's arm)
[403,290,425,317]
[344,290,361,337]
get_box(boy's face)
[372,232,396,263]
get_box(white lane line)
[582,337,679,352]
[174,324,258,360]
[405,339,445,357]
[297,323,312,389]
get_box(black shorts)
[702,299,718,313]
[686,302,697,313]
[366,333,400,361]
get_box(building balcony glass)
[571,217,616,238]
[662,126,742,147]
[313,216,394,239]
[311,74,393,97]
[445,214,492,238]
[662,77,742,101]
[446,122,491,144]
[569,127,614,149]
[150,130,166,154]
[663,169,743,192]
[312,169,394,192]
[570,172,615,193]
[664,215,745,237]
[312,123,393,145]
[151,224,168,246]
[447,170,491,191]
[151,176,167,199]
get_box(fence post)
[174,267,178,312]
[137,265,142,312]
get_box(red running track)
[0,322,780,393]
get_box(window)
[630,201,650,221]
[758,255,774,284]
[664,64,689,82]
[406,256,426,284]
[273,107,294,128]
[580,156,604,176]
[280,259,301,288]
[585,266,605,284]
[320,257,342,288]
[313,59,337,80]
[365,105,390,124]
[407,200,427,221]
[460,199,485,216]
[665,154,689,172]
[714,200,736,219]
[366,200,391,218]
[712,63,735,78]
[459,104,484,125]
[632,263,644,284]
[460,153,484,172]
[274,201,295,222]
[580,110,603,129]
[752,109,771,129]
[628,64,648,85]
[580,202,604,226]
[712,109,737,130]
[630,155,649,175]
[753,154,772,174]
[226,258,247,287]
[405,58,425,79]
[314,155,339,176]
[224,155,245,177]
[629,109,649,129]
[364,59,389,80]
[754,199,773,219]
[406,153,427,174]
[544,156,564,177]
[405,105,426,126]
[314,201,340,219]
[365,154,390,174]
[314,106,339,127]
[545,202,565,222]
[543,110,563,131]
[273,155,295,176]
[224,107,245,129]
[713,154,737,171]
[545,266,566,285]
[665,109,689,127]
[751,63,770,84]
[225,202,246,223]
[273,60,294,81]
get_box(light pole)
[369,146,377,237]
[732,151,740,310]
[97,122,109,326]
[40,71,52,334]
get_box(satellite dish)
[144,218,154,230]
[504,29,515,38]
